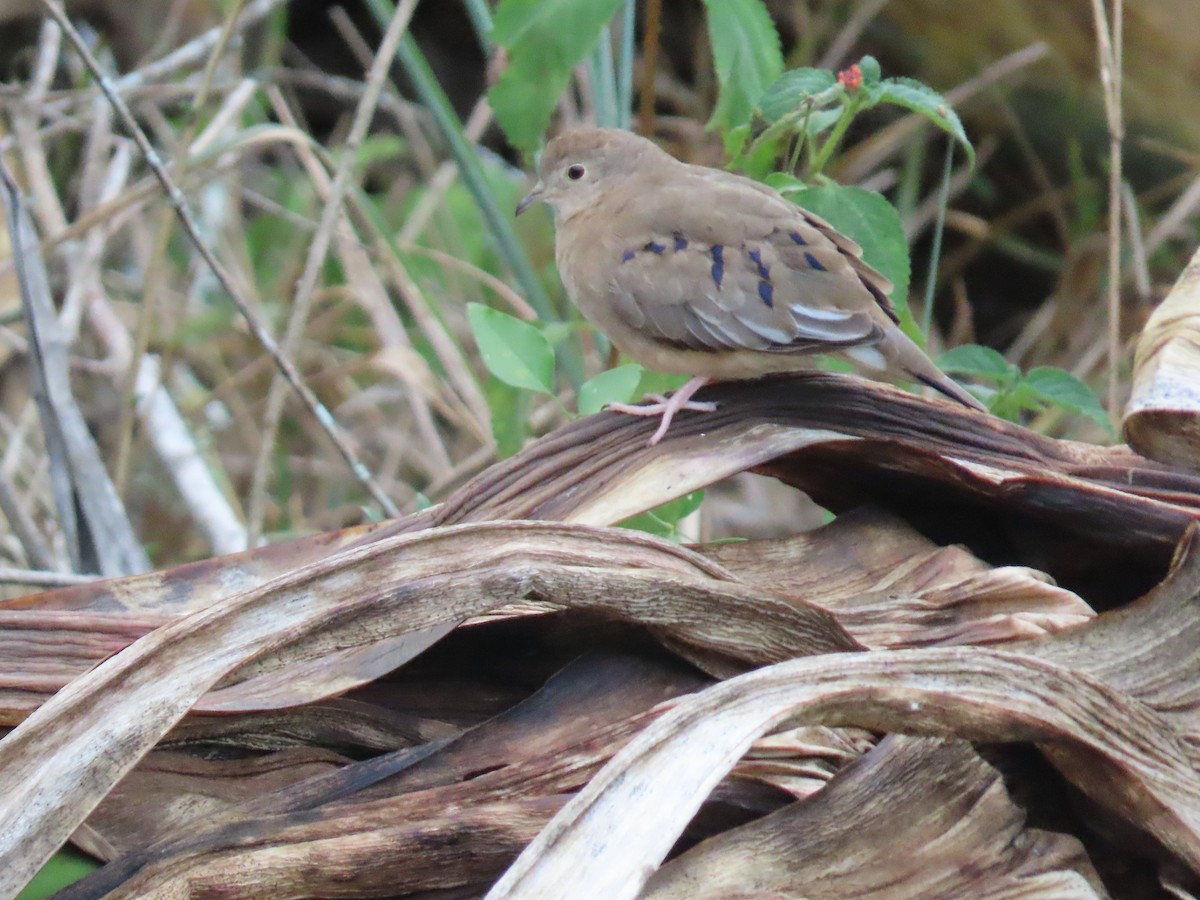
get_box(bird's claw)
[604,378,717,445]
[604,398,718,415]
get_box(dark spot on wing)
[805,252,826,272]
[645,241,666,254]
[621,249,636,263]
[747,248,770,280]
[758,280,774,308]
[789,230,807,246]
[673,232,687,252]
[710,245,725,287]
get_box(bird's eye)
[567,164,585,181]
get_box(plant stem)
[462,0,492,52]
[922,136,956,338]
[807,95,858,177]
[590,25,619,127]
[616,0,636,129]
[639,0,662,135]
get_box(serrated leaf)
[488,0,626,152]
[756,67,836,123]
[858,55,882,85]
[578,364,644,416]
[805,107,844,138]
[875,77,975,168]
[1023,367,1113,430]
[937,344,1013,381]
[468,303,555,394]
[789,184,912,325]
[701,0,783,132]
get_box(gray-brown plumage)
[516,127,985,444]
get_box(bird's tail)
[874,328,987,412]
[904,367,986,411]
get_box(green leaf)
[804,107,844,138]
[701,0,783,132]
[1023,367,1113,430]
[578,364,644,415]
[18,848,100,899]
[468,303,555,394]
[620,490,706,538]
[484,376,529,457]
[539,321,579,347]
[762,172,807,194]
[857,54,882,86]
[354,134,406,169]
[936,344,1014,381]
[789,184,912,325]
[875,77,975,168]
[489,0,626,152]
[756,67,836,123]
[730,129,786,180]
[636,369,689,398]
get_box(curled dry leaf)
[642,736,1106,899]
[62,653,706,898]
[0,522,854,894]
[1125,244,1200,472]
[487,646,1199,898]
[700,507,1094,648]
[1,372,1199,896]
[489,527,1200,898]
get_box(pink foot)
[604,376,716,445]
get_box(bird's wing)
[605,172,894,354]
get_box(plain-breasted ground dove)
[516,127,985,444]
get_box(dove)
[516,127,985,444]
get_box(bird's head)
[516,128,671,221]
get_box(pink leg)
[605,376,716,445]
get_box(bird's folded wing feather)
[605,172,896,354]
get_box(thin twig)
[817,0,889,71]
[396,95,494,245]
[115,0,251,497]
[0,472,56,572]
[921,137,956,338]
[259,89,486,446]
[639,0,663,136]
[1122,181,1150,303]
[0,566,98,586]
[254,89,441,511]
[1145,175,1200,258]
[103,0,285,98]
[1090,0,1124,419]
[251,0,418,540]
[840,42,1050,183]
[1,159,151,575]
[37,0,399,518]
[617,0,636,130]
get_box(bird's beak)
[515,181,544,216]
